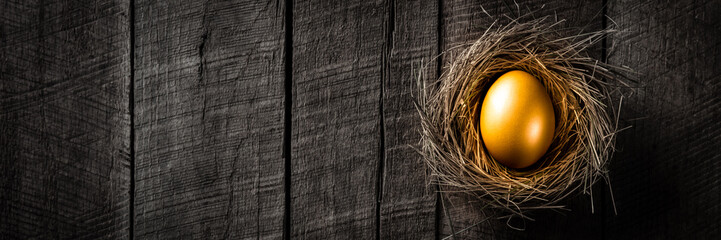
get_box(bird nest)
[416,17,630,219]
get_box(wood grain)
[439,0,606,239]
[605,0,721,239]
[380,0,438,238]
[290,0,384,238]
[2,1,721,239]
[133,0,285,238]
[0,0,131,238]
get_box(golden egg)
[480,70,555,169]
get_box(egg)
[480,70,555,169]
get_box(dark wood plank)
[605,0,721,239]
[0,0,131,238]
[291,0,384,238]
[439,0,606,239]
[381,0,438,238]
[133,1,285,238]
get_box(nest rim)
[416,17,629,219]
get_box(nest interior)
[416,17,629,219]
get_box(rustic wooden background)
[2,0,720,239]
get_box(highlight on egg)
[479,70,556,169]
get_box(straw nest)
[416,17,630,219]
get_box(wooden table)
[2,0,720,239]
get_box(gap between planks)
[283,0,294,239]
[128,0,136,239]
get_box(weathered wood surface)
[0,0,131,239]
[133,0,285,238]
[381,0,438,238]
[606,0,721,239]
[2,0,721,239]
[290,0,384,238]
